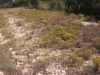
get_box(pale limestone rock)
[82,21,99,26]
[0,71,4,75]
[36,71,43,75]
[46,64,66,75]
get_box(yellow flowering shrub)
[73,48,96,60]
[93,57,100,72]
[92,37,100,50]
[92,37,100,41]
[39,23,78,49]
[65,54,84,67]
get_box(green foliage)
[50,0,65,11]
[0,0,100,17]
[93,57,100,72]
[92,37,100,50]
[37,1,50,10]
[39,23,77,49]
[12,0,29,7]
[73,48,96,60]
[68,54,84,67]
[9,8,100,74]
[62,48,96,68]
[83,64,98,74]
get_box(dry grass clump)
[0,11,13,39]
[0,12,7,28]
[73,48,96,60]
[93,57,100,72]
[83,56,100,74]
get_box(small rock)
[82,60,93,66]
[9,48,13,50]
[0,71,4,75]
[82,21,99,26]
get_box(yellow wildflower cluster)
[39,22,78,49]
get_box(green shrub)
[92,37,100,50]
[50,0,65,11]
[39,23,78,49]
[83,64,98,74]
[61,54,84,67]
[93,57,100,72]
[37,1,50,10]
[74,48,96,60]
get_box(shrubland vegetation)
[0,0,100,75]
[8,8,100,74]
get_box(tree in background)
[50,0,65,11]
[65,0,78,12]
[0,0,100,19]
[37,0,65,11]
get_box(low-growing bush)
[93,57,100,72]
[39,23,78,49]
[83,64,98,75]
[68,55,84,67]
[74,48,96,60]
[50,0,65,11]
[81,25,100,43]
[92,37,100,50]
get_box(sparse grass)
[0,11,13,39]
[0,12,7,28]
[1,28,14,39]
[0,44,18,75]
